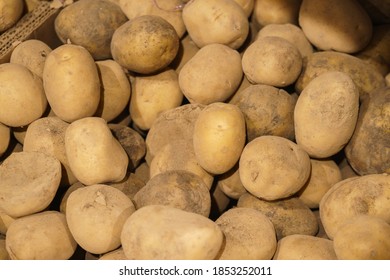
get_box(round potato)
[0,123,10,157]
[193,102,246,174]
[0,0,24,33]
[253,0,302,26]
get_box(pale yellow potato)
[216,207,276,260]
[233,0,254,17]
[107,172,146,205]
[65,117,128,185]
[0,63,47,127]
[216,163,247,200]
[121,205,223,259]
[319,173,390,239]
[12,126,27,145]
[0,0,24,32]
[179,43,243,105]
[130,68,183,130]
[253,0,302,26]
[95,59,131,123]
[0,211,14,235]
[182,0,249,49]
[242,36,302,87]
[273,234,337,260]
[299,0,372,53]
[294,71,359,158]
[0,123,10,157]
[66,184,136,254]
[43,44,100,123]
[239,136,311,201]
[5,211,77,260]
[59,182,85,215]
[193,102,246,174]
[171,33,200,73]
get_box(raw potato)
[0,0,24,32]
[54,0,128,60]
[171,34,200,73]
[59,182,85,215]
[239,136,311,201]
[333,215,390,260]
[133,170,211,217]
[319,173,390,239]
[120,205,223,259]
[130,68,183,130]
[345,86,390,175]
[193,102,246,174]
[99,248,127,260]
[10,39,52,78]
[0,151,61,218]
[179,43,243,105]
[43,44,101,123]
[299,0,373,53]
[233,0,254,17]
[273,235,337,260]
[107,172,146,205]
[66,184,135,254]
[294,71,359,158]
[253,0,302,26]
[95,59,131,123]
[216,164,247,200]
[237,193,318,240]
[0,123,10,157]
[0,63,47,127]
[182,0,249,49]
[231,84,296,142]
[298,159,342,209]
[0,238,9,260]
[242,36,302,87]
[111,15,179,74]
[0,211,14,235]
[5,211,77,260]
[65,117,129,185]
[215,207,277,260]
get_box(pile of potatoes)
[0,0,389,260]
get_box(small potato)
[0,123,10,157]
[130,68,183,130]
[253,0,302,26]
[333,215,390,260]
[0,0,24,33]
[179,43,243,105]
[0,63,47,127]
[182,0,249,49]
[239,136,311,201]
[121,205,223,259]
[193,102,246,175]
[111,15,179,74]
[216,163,247,200]
[43,44,101,123]
[215,207,277,260]
[273,235,337,260]
[294,71,359,158]
[66,184,136,254]
[242,36,302,87]
[5,211,77,260]
[10,39,52,78]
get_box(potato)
[295,51,386,100]
[0,0,24,33]
[119,0,186,38]
[215,207,276,260]
[273,234,337,260]
[0,211,14,235]
[59,182,85,215]
[99,247,127,260]
[297,159,342,209]
[0,63,47,127]
[120,205,223,259]
[179,43,243,105]
[319,173,390,239]
[344,86,390,175]
[299,0,372,53]
[182,0,248,49]
[242,36,302,87]
[66,184,135,254]
[130,68,183,130]
[333,215,390,260]
[54,0,128,60]
[216,163,247,200]
[171,34,200,73]
[211,184,232,219]
[23,117,77,186]
[0,238,9,260]
[65,117,129,185]
[231,84,296,142]
[134,170,211,217]
[239,136,311,201]
[193,102,246,174]
[107,172,146,205]
[233,0,254,17]
[253,0,302,26]
[238,193,318,240]
[0,151,61,218]
[5,211,77,260]
[94,59,131,123]
[10,39,52,78]
[294,71,359,158]
[43,44,100,123]
[256,23,313,58]
[111,15,179,74]
[0,123,10,158]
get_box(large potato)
[294,71,359,158]
[253,0,302,26]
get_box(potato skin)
[0,0,24,32]
[0,123,10,157]
[253,0,302,26]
